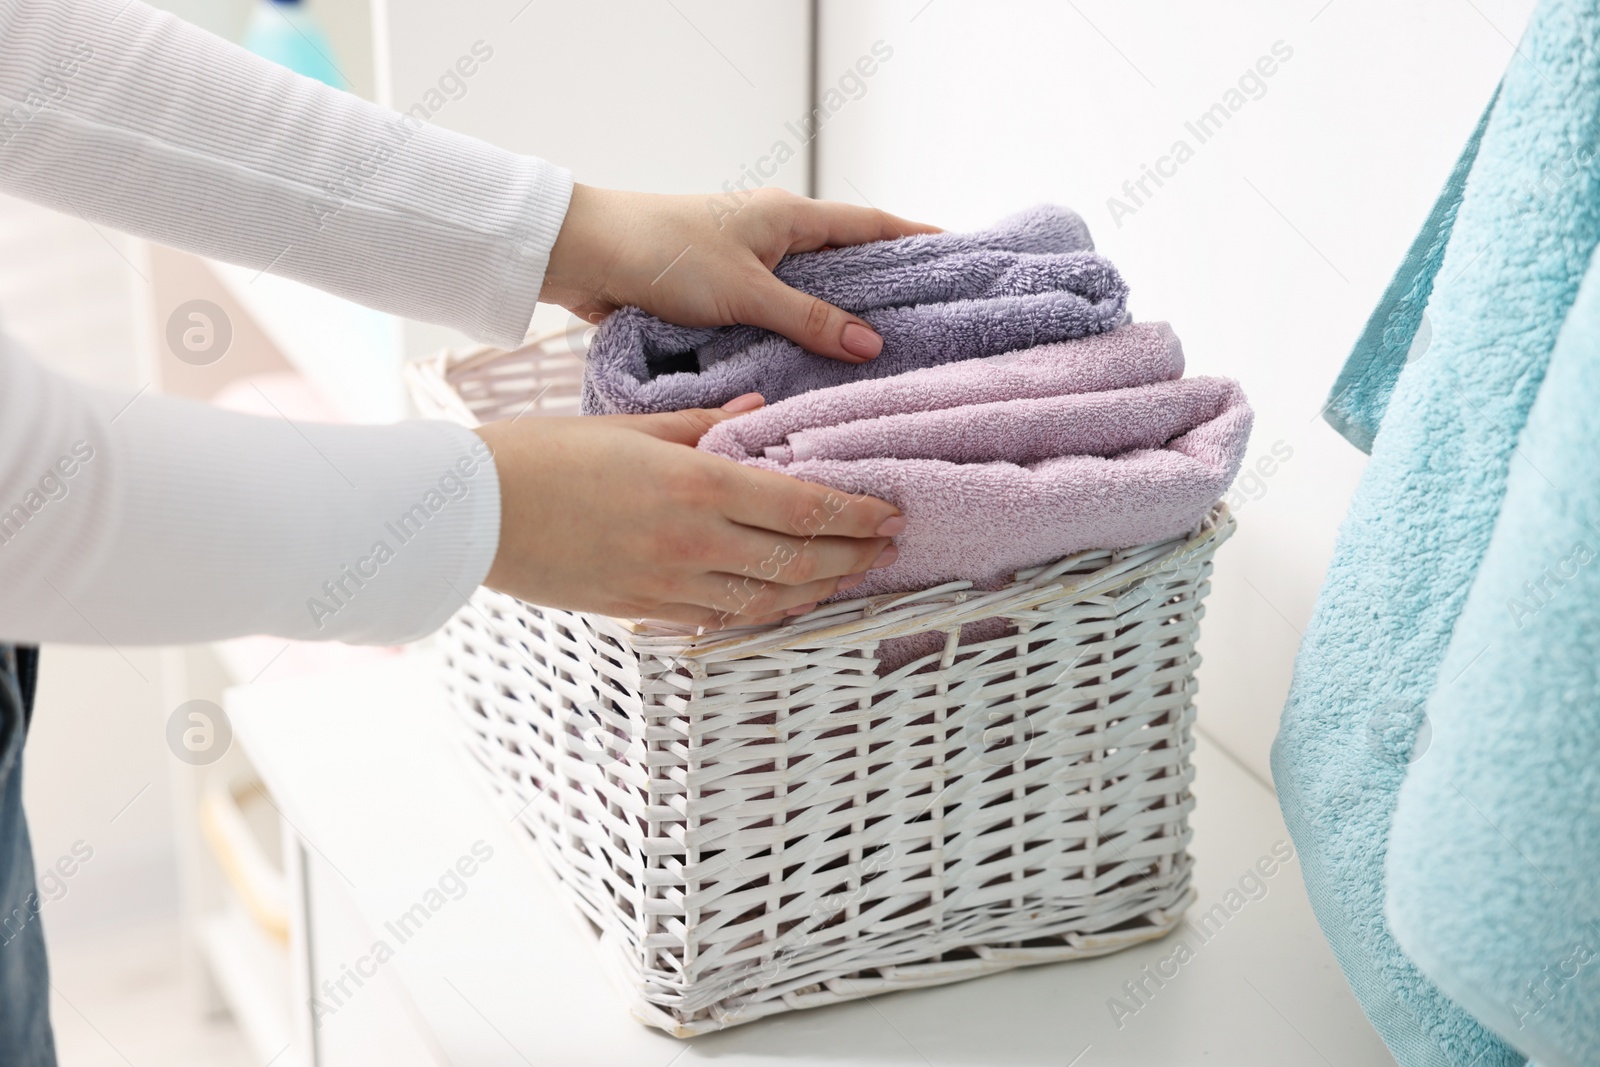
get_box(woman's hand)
[540,185,940,363]
[472,396,905,628]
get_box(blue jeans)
[0,646,57,1065]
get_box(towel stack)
[583,204,1253,611]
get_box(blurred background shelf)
[207,262,405,425]
[197,904,298,1067]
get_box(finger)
[565,299,614,325]
[721,526,894,588]
[697,564,875,620]
[688,559,864,617]
[622,396,765,446]
[668,566,864,627]
[737,274,883,362]
[716,465,904,540]
[644,560,884,628]
[788,199,943,252]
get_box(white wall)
[375,0,816,354]
[154,0,376,98]
[815,0,1532,786]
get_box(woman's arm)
[0,337,899,645]
[0,0,913,645]
[0,0,939,355]
[0,0,567,347]
[0,335,501,645]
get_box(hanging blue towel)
[1271,0,1600,1063]
[1386,239,1600,1067]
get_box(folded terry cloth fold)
[1385,232,1600,1067]
[696,322,1250,600]
[581,205,1128,415]
[759,201,1096,310]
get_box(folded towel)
[696,322,1250,600]
[1385,240,1600,1067]
[581,205,1128,415]
[1271,2,1600,1062]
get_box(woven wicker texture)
[411,330,1231,1035]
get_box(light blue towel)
[1272,0,1600,1063]
[1386,238,1600,1067]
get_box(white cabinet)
[228,655,1395,1066]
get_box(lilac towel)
[696,322,1252,601]
[581,205,1128,415]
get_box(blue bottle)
[241,0,346,89]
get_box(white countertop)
[228,651,1394,1067]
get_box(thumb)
[628,393,766,445]
[742,275,883,363]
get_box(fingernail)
[785,602,818,617]
[870,544,899,570]
[875,515,907,536]
[837,572,867,591]
[841,322,882,359]
[721,392,765,413]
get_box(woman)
[0,0,932,1060]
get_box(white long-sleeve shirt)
[0,0,575,644]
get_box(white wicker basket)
[408,327,1234,1036]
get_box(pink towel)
[697,322,1252,601]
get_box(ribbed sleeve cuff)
[366,421,502,645]
[482,156,574,348]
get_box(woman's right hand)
[471,395,905,629]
